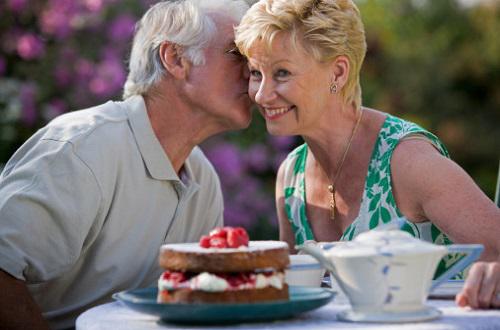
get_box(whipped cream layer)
[327,230,446,257]
[158,271,285,292]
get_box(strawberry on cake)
[157,226,290,303]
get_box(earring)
[329,83,338,94]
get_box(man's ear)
[158,42,191,80]
[330,55,350,89]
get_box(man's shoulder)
[44,100,130,144]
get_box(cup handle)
[430,244,484,291]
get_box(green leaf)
[379,177,389,192]
[348,224,356,240]
[401,222,416,236]
[369,211,379,229]
[293,146,307,174]
[284,187,295,198]
[381,207,391,223]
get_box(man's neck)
[143,91,219,174]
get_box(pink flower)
[244,144,269,173]
[205,143,245,184]
[83,0,104,12]
[7,0,29,13]
[39,1,77,39]
[17,33,45,60]
[54,67,73,87]
[107,14,136,42]
[76,58,95,80]
[89,57,126,97]
[20,83,37,126]
[269,135,296,151]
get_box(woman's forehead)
[248,33,308,60]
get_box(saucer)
[113,286,335,324]
[337,306,442,323]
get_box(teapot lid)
[326,229,446,257]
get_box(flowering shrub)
[0,0,154,157]
[203,134,297,235]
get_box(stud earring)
[329,83,338,94]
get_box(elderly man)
[0,0,251,329]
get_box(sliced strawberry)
[162,271,186,284]
[170,272,186,284]
[226,227,249,248]
[199,235,211,248]
[226,275,244,288]
[209,227,228,239]
[209,237,228,248]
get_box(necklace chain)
[328,110,363,220]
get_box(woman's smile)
[262,105,296,120]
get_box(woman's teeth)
[265,106,293,117]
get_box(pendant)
[328,184,335,220]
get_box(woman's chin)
[265,124,294,136]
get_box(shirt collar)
[122,95,179,181]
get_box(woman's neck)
[303,105,363,181]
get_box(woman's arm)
[391,139,500,308]
[391,140,500,257]
[276,161,297,253]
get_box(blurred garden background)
[0,0,498,240]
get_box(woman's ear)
[330,55,350,90]
[158,42,191,80]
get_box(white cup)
[285,254,325,287]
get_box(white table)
[76,298,500,330]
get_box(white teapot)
[299,226,483,322]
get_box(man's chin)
[225,112,252,131]
[232,116,252,130]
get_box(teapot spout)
[296,243,335,272]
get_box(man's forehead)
[210,13,238,47]
[211,32,237,50]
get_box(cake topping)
[199,226,249,248]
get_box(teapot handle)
[430,244,484,291]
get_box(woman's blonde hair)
[235,0,366,110]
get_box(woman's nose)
[253,79,276,105]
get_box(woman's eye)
[275,69,290,78]
[250,70,262,79]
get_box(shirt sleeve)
[0,139,102,282]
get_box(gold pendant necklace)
[329,110,363,220]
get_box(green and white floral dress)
[282,114,463,278]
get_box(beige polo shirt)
[0,95,223,329]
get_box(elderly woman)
[235,0,500,309]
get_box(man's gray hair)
[123,0,249,99]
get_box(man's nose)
[242,64,250,80]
